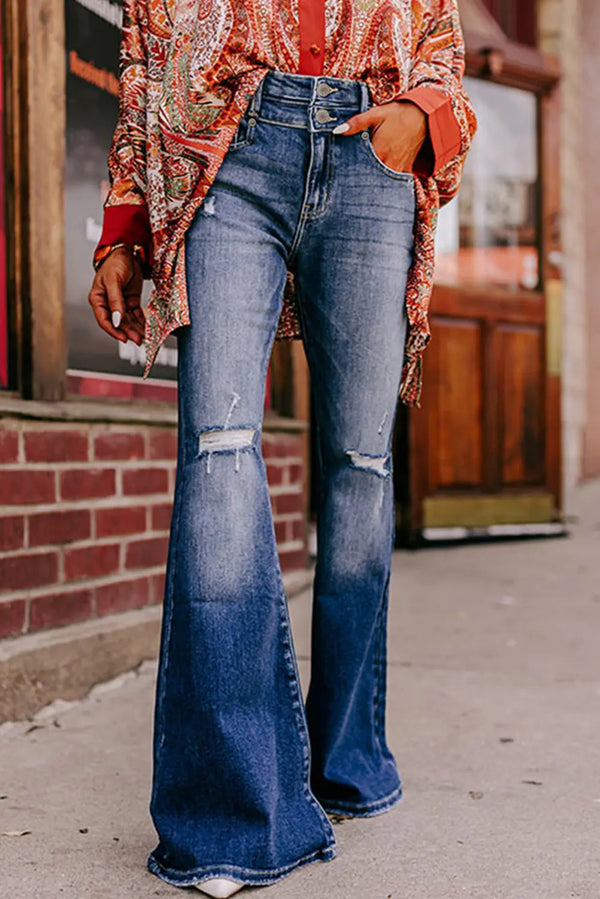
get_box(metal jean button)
[316,82,336,98]
[315,107,336,124]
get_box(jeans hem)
[146,842,337,888]
[317,782,403,818]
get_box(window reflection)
[435,77,539,291]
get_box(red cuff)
[95,204,153,271]
[297,0,325,75]
[395,87,462,178]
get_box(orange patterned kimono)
[96,0,478,405]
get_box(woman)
[88,1,477,895]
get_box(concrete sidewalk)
[1,481,600,899]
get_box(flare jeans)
[147,69,416,889]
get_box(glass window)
[64,0,177,382]
[435,77,540,292]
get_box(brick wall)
[0,419,308,640]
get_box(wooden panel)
[498,324,545,485]
[2,0,27,394]
[26,0,67,400]
[401,55,562,541]
[465,48,559,96]
[0,13,7,386]
[427,317,484,489]
[423,492,555,528]
[540,83,562,512]
[431,283,545,324]
[3,0,67,399]
[291,341,311,524]
[269,342,294,418]
[479,0,537,47]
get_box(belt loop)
[360,80,371,113]
[248,72,267,117]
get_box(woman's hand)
[88,248,146,346]
[332,100,427,173]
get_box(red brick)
[273,491,304,516]
[95,506,147,538]
[0,429,19,463]
[148,429,177,460]
[0,470,55,505]
[279,547,308,573]
[29,589,94,631]
[96,577,150,616]
[266,464,284,486]
[0,600,26,638]
[64,543,120,581]
[151,503,173,531]
[0,551,59,591]
[270,435,301,458]
[24,429,88,463]
[265,438,284,459]
[289,463,304,485]
[94,430,145,461]
[274,520,288,543]
[60,468,116,501]
[125,536,169,570]
[29,509,91,547]
[122,468,169,496]
[0,516,25,552]
[149,572,166,605]
[291,518,306,541]
[281,436,301,456]
[261,434,279,458]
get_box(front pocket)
[361,131,414,182]
[228,113,258,151]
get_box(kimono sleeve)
[94,0,152,269]
[408,0,478,206]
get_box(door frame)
[396,35,562,545]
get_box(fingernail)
[112,311,122,328]
[332,122,350,134]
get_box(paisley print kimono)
[99,0,478,405]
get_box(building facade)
[0,0,309,720]
[1,0,599,718]
[392,0,600,542]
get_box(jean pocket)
[360,130,414,182]
[228,112,258,151]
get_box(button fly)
[315,107,336,124]
[316,82,337,98]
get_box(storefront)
[64,0,180,399]
[394,0,565,543]
[3,0,600,715]
[0,0,308,717]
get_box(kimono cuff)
[94,204,153,275]
[394,86,462,178]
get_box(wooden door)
[396,64,563,544]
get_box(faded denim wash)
[147,70,416,890]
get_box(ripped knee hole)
[346,449,389,478]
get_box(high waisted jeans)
[147,69,416,889]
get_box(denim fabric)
[147,70,415,889]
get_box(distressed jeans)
[147,70,416,889]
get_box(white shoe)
[195,878,244,898]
